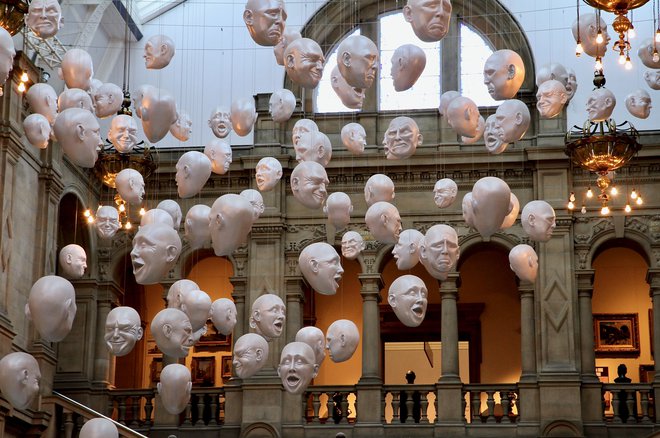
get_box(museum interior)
[0,0,660,437]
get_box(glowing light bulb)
[654,50,660,63]
[619,53,626,65]
[568,201,575,210]
[628,26,636,39]
[625,56,632,70]
[601,205,610,215]
[596,31,604,44]
[125,221,132,230]
[118,203,126,212]
[20,72,28,82]
[630,189,638,199]
[594,57,603,71]
[636,196,643,205]
[581,205,587,214]
[569,192,576,202]
[83,209,91,218]
[610,185,618,196]
[139,207,146,216]
[17,82,26,93]
[575,41,584,57]
[586,187,594,198]
[655,29,660,43]
[624,204,632,213]
[86,216,95,224]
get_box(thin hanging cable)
[121,0,130,92]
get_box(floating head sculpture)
[167,279,199,310]
[104,306,143,357]
[157,364,192,415]
[255,157,283,192]
[625,89,652,119]
[249,293,286,340]
[57,88,93,112]
[140,87,177,143]
[58,244,87,279]
[115,168,145,204]
[25,0,62,39]
[150,308,194,358]
[419,224,459,280]
[446,96,480,138]
[26,83,58,124]
[299,242,344,295]
[130,223,181,285]
[364,174,395,207]
[509,244,538,284]
[95,206,120,239]
[273,28,301,65]
[470,176,512,239]
[144,34,175,69]
[336,34,379,89]
[500,192,520,230]
[157,199,183,230]
[433,178,458,209]
[341,122,367,154]
[208,107,232,138]
[26,275,76,342]
[521,200,556,242]
[0,352,41,410]
[243,0,287,46]
[391,44,426,92]
[209,194,255,256]
[269,88,296,123]
[341,231,365,260]
[92,82,123,118]
[79,418,118,438]
[180,288,212,333]
[586,88,616,122]
[392,229,424,270]
[330,65,365,109]
[326,319,359,363]
[204,139,233,175]
[230,97,257,136]
[284,38,325,89]
[59,48,93,90]
[383,116,422,160]
[365,201,402,244]
[233,333,269,378]
[388,275,428,327]
[184,204,212,249]
[296,326,326,366]
[278,341,319,394]
[175,151,212,198]
[324,191,353,230]
[23,113,51,149]
[53,108,102,168]
[210,298,237,336]
[536,79,567,119]
[290,161,329,209]
[483,49,525,100]
[240,189,265,221]
[403,0,452,42]
[644,69,660,90]
[108,115,138,154]
[170,112,192,141]
[571,12,610,58]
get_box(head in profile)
[167,279,199,310]
[157,364,191,415]
[290,161,329,209]
[0,352,41,410]
[365,201,402,244]
[115,168,145,205]
[341,231,365,260]
[509,244,538,284]
[462,192,475,228]
[341,122,367,155]
[79,418,118,438]
[278,341,319,395]
[208,107,232,138]
[273,28,301,65]
[92,82,123,118]
[392,229,424,270]
[130,223,181,285]
[299,242,344,295]
[296,326,326,366]
[324,192,353,230]
[108,115,138,154]
[521,200,556,242]
[330,65,365,110]
[157,199,183,230]
[391,44,426,92]
[284,38,325,89]
[433,178,458,209]
[383,116,422,160]
[95,206,120,239]
[625,89,652,119]
[294,130,332,167]
[25,0,62,39]
[26,275,76,342]
[211,298,237,336]
[243,0,287,46]
[58,244,87,279]
[336,34,379,90]
[23,113,51,149]
[204,139,233,175]
[326,319,359,363]
[249,293,286,340]
[483,49,525,101]
[150,308,194,358]
[104,306,143,357]
[59,48,93,90]
[389,275,428,327]
[209,194,255,256]
[175,151,212,198]
[403,0,452,42]
[644,69,660,90]
[292,118,319,148]
[446,96,480,138]
[144,34,176,70]
[241,189,265,221]
[439,90,460,117]
[53,108,102,168]
[566,68,577,101]
[586,88,616,122]
[26,83,58,124]
[571,12,610,58]
[269,88,296,123]
[170,112,192,141]
[494,99,530,146]
[233,333,269,379]
[256,157,283,192]
[419,224,459,280]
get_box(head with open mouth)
[299,242,344,295]
[131,223,182,285]
[277,341,319,395]
[249,294,286,341]
[388,275,428,327]
[104,306,143,357]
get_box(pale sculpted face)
[59,244,87,278]
[420,224,459,280]
[483,49,525,101]
[130,224,181,285]
[341,231,364,260]
[109,115,138,153]
[256,157,283,191]
[269,88,296,123]
[644,70,660,90]
[290,161,329,209]
[446,96,480,138]
[203,140,232,175]
[509,244,538,284]
[26,275,76,343]
[210,298,237,336]
[144,35,175,70]
[115,169,145,204]
[403,0,452,43]
[152,309,195,358]
[637,38,660,69]
[104,307,143,357]
[326,319,359,363]
[383,116,422,160]
[365,201,402,244]
[53,108,103,168]
[391,44,427,92]
[536,80,567,119]
[494,99,530,145]
[26,0,62,39]
[521,200,556,242]
[167,279,199,310]
[330,65,365,109]
[79,418,118,438]
[341,122,367,154]
[586,88,615,122]
[278,342,319,395]
[157,365,192,415]
[250,294,286,340]
[93,83,123,118]
[433,178,457,208]
[565,69,577,101]
[470,176,511,239]
[392,229,423,270]
[389,275,428,327]
[95,206,120,239]
[0,352,41,410]
[23,113,51,149]
[294,131,331,166]
[461,114,484,145]
[571,13,610,58]
[285,38,325,89]
[625,89,652,119]
[484,114,504,153]
[175,151,212,198]
[240,189,265,220]
[292,119,318,148]
[337,35,379,89]
[462,192,475,228]
[26,84,58,124]
[208,108,232,138]
[233,333,268,378]
[58,88,94,112]
[273,28,301,65]
[59,49,93,90]
[170,113,192,141]
[299,242,344,295]
[296,326,326,366]
[244,0,287,46]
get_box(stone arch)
[458,230,520,259]
[540,419,583,437]
[57,191,93,276]
[586,228,653,269]
[240,422,280,438]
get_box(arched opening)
[56,193,90,276]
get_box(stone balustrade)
[601,383,655,424]
[303,386,357,424]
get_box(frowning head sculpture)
[25,0,62,39]
[389,275,428,327]
[365,201,402,244]
[284,38,325,89]
[209,194,255,256]
[433,178,458,209]
[131,223,181,285]
[243,0,287,46]
[290,161,329,209]
[299,242,344,295]
[336,34,379,89]
[392,228,424,270]
[341,231,365,260]
[403,0,452,42]
[104,306,143,357]
[383,116,422,160]
[625,89,652,119]
[419,224,459,280]
[144,34,175,70]
[151,308,194,358]
[204,139,232,175]
[483,49,525,100]
[249,293,286,340]
[26,275,76,342]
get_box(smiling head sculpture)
[299,242,344,295]
[104,306,143,357]
[290,161,329,209]
[233,333,269,378]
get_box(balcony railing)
[463,384,519,424]
[382,385,436,424]
[601,383,655,424]
[303,386,357,424]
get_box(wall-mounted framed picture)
[150,357,163,383]
[194,321,232,353]
[221,355,232,379]
[191,357,216,387]
[594,313,640,357]
[639,364,654,383]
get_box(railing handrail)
[48,391,147,438]
[307,385,358,392]
[463,383,519,391]
[602,383,653,391]
[382,384,436,392]
[108,388,156,397]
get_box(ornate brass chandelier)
[0,0,28,35]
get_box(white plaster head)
[433,178,457,209]
[231,97,257,137]
[341,122,367,154]
[108,115,138,153]
[536,79,567,119]
[115,169,145,204]
[157,364,192,415]
[170,112,192,141]
[382,116,422,160]
[278,341,319,395]
[167,279,199,310]
[483,49,525,100]
[403,0,452,42]
[419,224,459,280]
[0,27,14,95]
[446,96,480,138]
[184,204,211,249]
[209,194,255,256]
[208,107,232,138]
[0,352,41,410]
[461,114,485,145]
[438,90,460,117]
[132,84,156,119]
[509,244,538,284]
[210,298,237,336]
[294,130,332,167]
[57,88,94,112]
[326,319,359,363]
[175,151,212,198]
[144,34,175,70]
[89,78,103,95]
[494,99,530,145]
[104,306,143,357]
[240,189,265,220]
[141,88,177,143]
[269,88,296,123]
[25,275,76,342]
[566,68,578,101]
[26,83,58,124]
[284,38,325,89]
[330,65,365,110]
[341,231,364,260]
[337,34,379,89]
[391,44,426,92]
[365,201,402,244]
[58,244,86,279]
[392,228,424,270]
[25,0,62,39]
[389,275,428,327]
[521,200,556,242]
[638,38,660,69]
[204,139,232,175]
[290,161,329,209]
[140,208,174,229]
[471,176,512,239]
[151,308,194,358]
[256,157,283,192]
[243,0,287,46]
[95,206,120,239]
[364,173,395,207]
[23,113,51,149]
[131,223,181,285]
[292,118,319,149]
[92,83,123,118]
[274,28,301,65]
[79,418,118,438]
[233,333,269,378]
[249,293,286,340]
[462,192,475,228]
[644,69,660,90]
[180,289,212,332]
[586,87,616,122]
[571,12,610,58]
[500,192,519,230]
[324,192,353,230]
[53,108,102,168]
[59,49,93,90]
[299,242,344,295]
[536,63,568,88]
[625,89,652,119]
[157,199,183,230]
[295,326,326,366]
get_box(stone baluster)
[381,391,388,424]
[130,395,140,427]
[471,391,481,423]
[182,398,193,426]
[210,393,219,425]
[196,394,205,425]
[326,392,335,423]
[405,390,414,424]
[640,390,651,423]
[485,390,496,423]
[311,392,321,423]
[500,390,511,421]
[144,394,153,427]
[340,393,349,423]
[391,392,400,423]
[420,392,429,424]
[63,410,74,438]
[647,269,660,423]
[117,396,127,424]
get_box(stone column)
[648,270,660,383]
[284,276,305,343]
[230,276,248,341]
[517,279,540,432]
